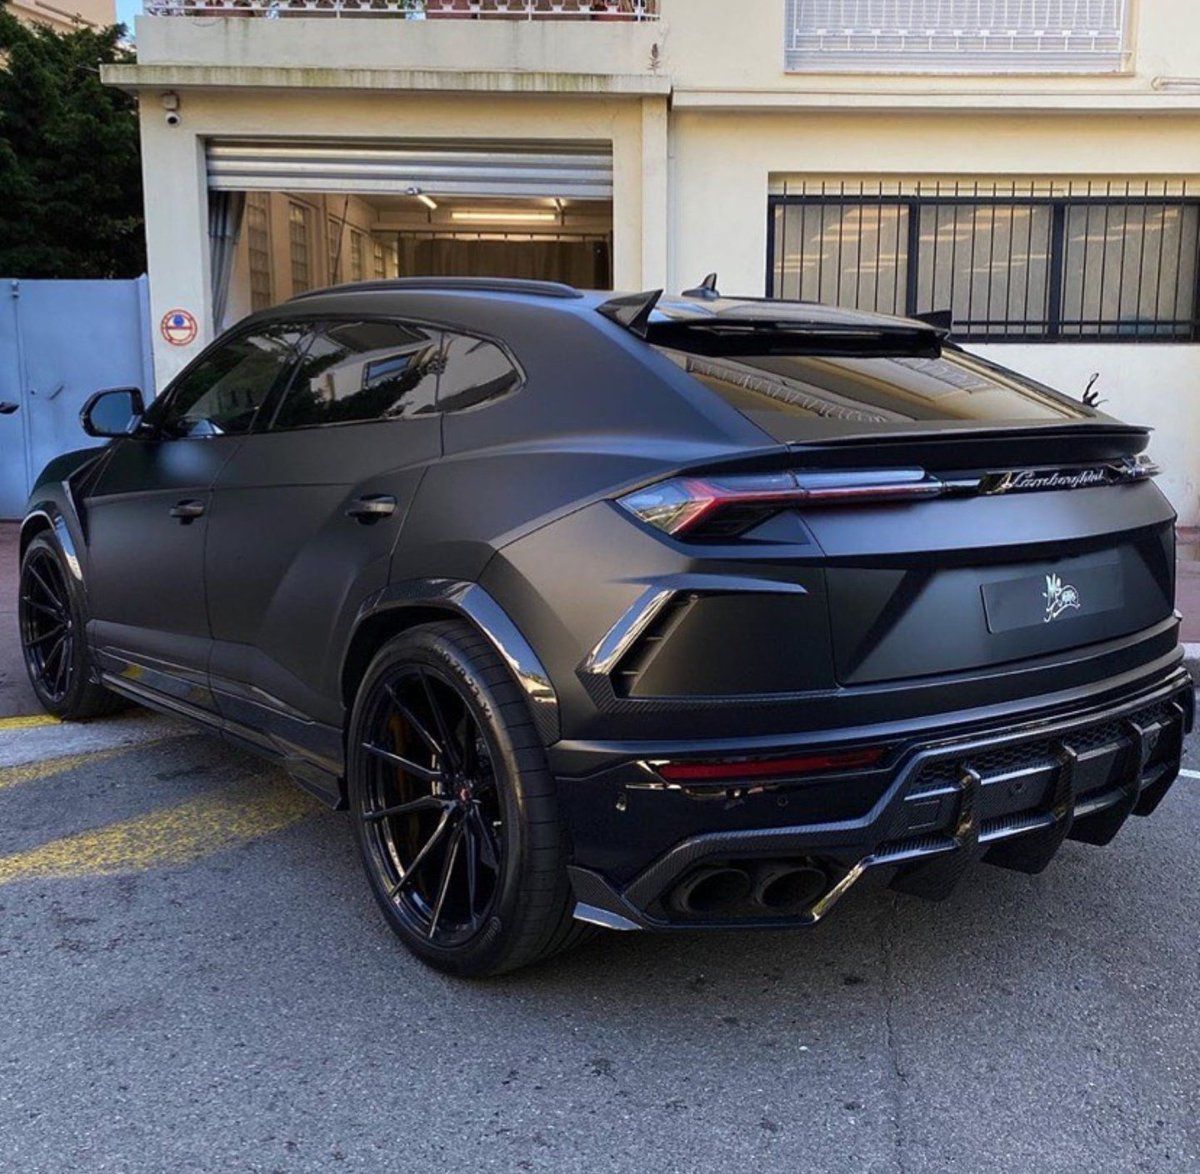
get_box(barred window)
[349,230,366,283]
[768,181,1200,342]
[785,0,1131,74]
[288,202,313,295]
[373,239,386,280]
[246,193,272,313]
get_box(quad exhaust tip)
[671,867,753,915]
[753,863,828,914]
[669,859,831,918]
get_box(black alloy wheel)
[20,542,76,706]
[348,622,587,977]
[18,533,123,720]
[358,665,504,945]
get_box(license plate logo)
[1042,573,1081,624]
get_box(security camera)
[165,110,181,127]
[161,91,180,126]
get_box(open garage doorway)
[221,191,613,326]
[208,139,615,326]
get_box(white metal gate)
[0,278,154,520]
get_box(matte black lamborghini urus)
[20,277,1194,976]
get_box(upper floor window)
[350,231,366,283]
[768,178,1200,342]
[784,0,1131,74]
[246,193,273,313]
[288,203,313,295]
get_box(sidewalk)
[1177,527,1200,651]
[0,522,39,718]
[2,519,1198,720]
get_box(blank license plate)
[982,555,1124,635]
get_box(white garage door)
[206,138,614,199]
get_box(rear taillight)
[617,469,943,539]
[652,746,887,785]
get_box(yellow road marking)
[0,777,321,885]
[0,749,128,791]
[0,735,190,791]
[0,714,61,731]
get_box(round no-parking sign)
[161,308,198,347]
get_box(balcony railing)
[146,0,657,18]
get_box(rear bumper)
[563,663,1195,932]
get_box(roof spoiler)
[596,289,663,338]
[596,292,945,356]
[913,308,954,335]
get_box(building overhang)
[671,87,1200,115]
[101,63,671,98]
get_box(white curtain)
[209,190,246,333]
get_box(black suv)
[19,278,1194,976]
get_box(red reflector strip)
[656,747,886,783]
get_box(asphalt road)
[0,701,1197,1174]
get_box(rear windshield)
[654,346,1093,434]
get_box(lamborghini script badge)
[1043,573,1081,623]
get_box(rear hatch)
[640,301,1176,686]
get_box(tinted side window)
[149,326,305,439]
[436,333,521,413]
[271,320,441,429]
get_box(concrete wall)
[660,0,1200,96]
[972,343,1200,527]
[134,12,662,77]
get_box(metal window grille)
[246,193,273,312]
[350,231,366,283]
[767,179,1200,342]
[373,240,387,280]
[288,202,313,295]
[785,0,1131,73]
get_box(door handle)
[346,494,397,524]
[0,401,17,415]
[169,499,206,524]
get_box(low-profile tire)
[18,532,125,721]
[347,620,587,978]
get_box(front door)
[83,324,307,713]
[204,318,444,772]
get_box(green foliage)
[0,3,144,278]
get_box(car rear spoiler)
[596,290,946,358]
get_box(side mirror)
[80,387,145,438]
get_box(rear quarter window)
[436,333,522,413]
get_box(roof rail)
[288,277,584,303]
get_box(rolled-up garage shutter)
[206,138,613,199]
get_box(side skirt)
[100,672,345,810]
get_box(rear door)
[82,324,305,711]
[204,318,444,770]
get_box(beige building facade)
[107,0,1200,522]
[9,0,114,32]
